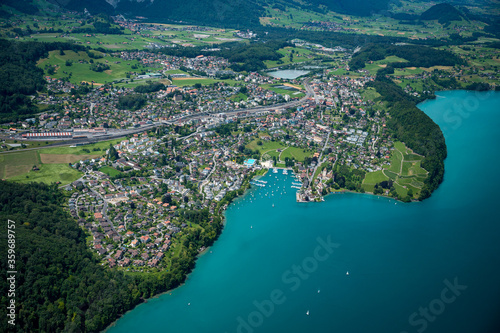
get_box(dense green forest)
[419,3,468,24]
[156,40,291,72]
[367,77,447,199]
[116,94,147,111]
[44,0,395,28]
[0,181,223,332]
[349,44,466,71]
[71,14,124,35]
[0,39,86,123]
[85,0,263,28]
[134,82,166,94]
[219,40,291,72]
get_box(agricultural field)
[8,15,240,50]
[42,139,122,155]
[0,139,62,152]
[37,50,158,85]
[40,154,101,164]
[0,150,40,179]
[362,141,428,199]
[363,56,409,75]
[259,2,488,40]
[145,24,240,46]
[0,138,122,184]
[8,163,82,185]
[264,47,315,68]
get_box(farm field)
[362,141,428,199]
[8,163,82,185]
[37,50,159,85]
[1,138,122,184]
[42,139,122,155]
[0,150,40,179]
[264,47,314,68]
[40,154,101,164]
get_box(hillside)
[420,3,469,24]
[5,0,394,28]
[0,181,191,332]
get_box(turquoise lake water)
[107,90,500,333]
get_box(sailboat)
[306,310,309,316]
[346,271,349,276]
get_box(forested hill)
[0,39,87,123]
[420,3,469,24]
[12,0,393,28]
[349,44,466,71]
[0,181,192,332]
[366,77,447,199]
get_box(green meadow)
[99,166,122,177]
[8,163,82,185]
[37,50,158,85]
[0,150,40,179]
[42,139,122,155]
[0,138,123,184]
[362,141,428,199]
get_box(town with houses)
[3,48,418,271]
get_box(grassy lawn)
[387,148,403,173]
[363,170,389,185]
[262,150,280,161]
[246,140,286,154]
[384,170,398,180]
[0,139,63,152]
[361,87,381,101]
[0,150,40,179]
[230,92,248,102]
[401,161,413,175]
[8,163,82,185]
[99,166,122,177]
[408,161,428,176]
[280,147,312,162]
[328,68,350,76]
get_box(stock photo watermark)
[400,277,467,333]
[442,90,494,130]
[6,219,17,326]
[232,235,339,333]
